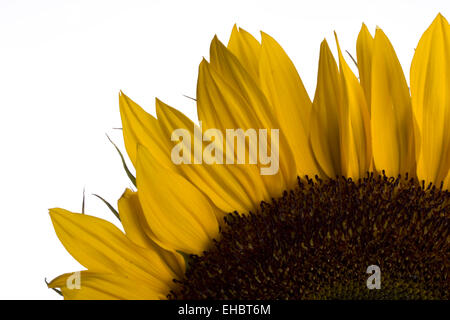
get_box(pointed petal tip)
[319,38,332,54]
[46,277,57,288]
[48,208,56,217]
[199,57,210,70]
[360,23,370,33]
[154,98,164,117]
[155,97,177,119]
[374,27,382,37]
[49,208,85,221]
[210,35,224,52]
[119,91,131,104]
[49,207,65,217]
[333,31,342,53]
[333,32,341,53]
[46,273,68,289]
[358,23,374,40]
[212,35,229,50]
[260,31,276,45]
[435,12,448,24]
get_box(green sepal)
[92,194,121,221]
[106,134,136,187]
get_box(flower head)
[48,14,449,300]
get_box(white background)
[0,0,448,299]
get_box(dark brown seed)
[168,173,449,300]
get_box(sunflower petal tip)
[45,276,59,288]
[333,31,341,49]
[210,35,222,52]
[119,91,130,103]
[260,31,273,43]
[199,57,210,70]
[49,207,62,216]
[360,22,368,32]
[120,188,133,199]
[333,32,341,52]
[435,12,448,24]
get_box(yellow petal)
[197,60,280,198]
[119,92,174,170]
[227,25,261,79]
[207,36,278,134]
[118,188,185,278]
[259,31,319,177]
[49,208,174,292]
[197,57,260,130]
[136,145,219,255]
[335,32,372,179]
[310,39,343,178]
[371,28,416,176]
[356,23,374,113]
[197,59,275,198]
[411,14,450,186]
[156,98,264,213]
[48,271,164,300]
[199,38,297,196]
[118,188,154,248]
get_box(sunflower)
[48,14,449,300]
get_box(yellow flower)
[48,14,450,300]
